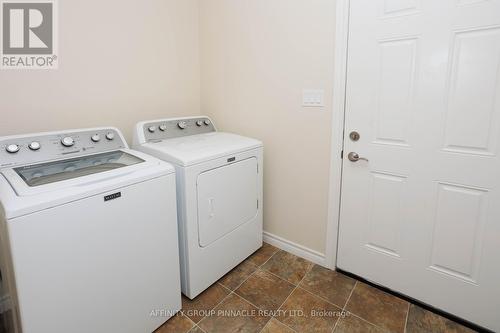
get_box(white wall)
[199,0,336,253]
[0,0,200,142]
[0,0,337,255]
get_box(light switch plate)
[302,89,325,107]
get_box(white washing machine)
[133,116,263,299]
[0,127,181,333]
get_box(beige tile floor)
[156,243,477,333]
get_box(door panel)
[444,27,500,155]
[365,171,407,258]
[375,37,417,146]
[429,183,488,283]
[338,0,500,330]
[197,158,258,247]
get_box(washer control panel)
[142,117,216,142]
[0,128,126,168]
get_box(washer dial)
[178,121,187,130]
[29,141,41,151]
[61,137,75,147]
[6,144,20,153]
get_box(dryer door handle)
[208,198,215,218]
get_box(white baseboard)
[263,231,326,267]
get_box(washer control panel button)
[28,141,41,151]
[6,144,20,153]
[61,137,75,147]
[106,132,115,140]
[91,134,101,143]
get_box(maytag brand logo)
[1,0,58,69]
[104,192,122,202]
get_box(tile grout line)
[342,281,357,311]
[347,313,390,332]
[231,291,274,323]
[228,248,287,333]
[331,280,357,333]
[217,243,279,292]
[193,324,206,333]
[259,318,299,333]
[180,313,205,333]
[215,246,279,298]
[267,262,315,333]
[403,302,411,333]
[240,249,302,333]
[259,250,315,289]
[335,281,400,333]
[295,284,345,310]
[275,259,314,312]
[197,246,281,332]
[194,283,235,329]
[217,282,233,294]
[226,266,259,292]
[231,290,262,312]
[231,292,299,333]
[228,247,281,293]
[259,266,298,287]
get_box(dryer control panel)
[0,128,126,168]
[142,117,216,142]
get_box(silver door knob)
[348,152,368,162]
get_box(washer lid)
[0,148,175,218]
[1,149,173,198]
[13,150,143,188]
[144,132,263,166]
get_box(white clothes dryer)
[133,117,263,299]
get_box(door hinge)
[341,150,344,159]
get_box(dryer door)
[197,157,258,247]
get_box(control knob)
[106,132,115,140]
[159,124,167,131]
[148,126,156,133]
[61,137,75,147]
[196,120,203,127]
[6,144,20,154]
[28,141,41,151]
[204,119,211,126]
[91,134,101,143]
[178,121,187,130]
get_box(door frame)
[325,0,351,269]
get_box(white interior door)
[337,0,500,330]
